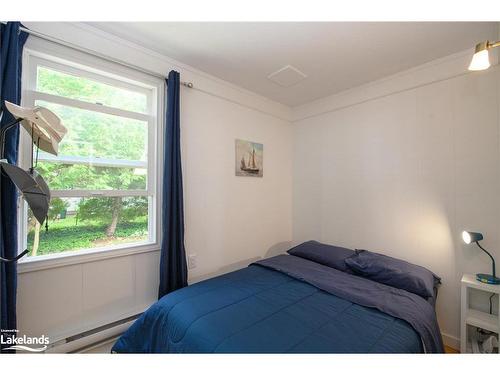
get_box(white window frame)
[17,40,164,273]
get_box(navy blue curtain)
[158,71,187,298]
[0,22,28,339]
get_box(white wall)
[16,23,292,344]
[182,88,292,282]
[292,50,500,347]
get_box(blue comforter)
[113,255,442,353]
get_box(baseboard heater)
[45,313,142,353]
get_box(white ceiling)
[90,22,498,107]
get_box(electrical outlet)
[188,254,197,269]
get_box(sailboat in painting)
[240,148,260,174]
[236,139,263,177]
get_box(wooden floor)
[445,345,459,354]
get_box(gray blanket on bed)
[254,255,444,353]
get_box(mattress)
[112,263,425,353]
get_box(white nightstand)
[460,274,500,353]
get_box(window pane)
[37,66,148,114]
[36,163,146,190]
[33,101,148,191]
[35,100,148,161]
[26,197,149,257]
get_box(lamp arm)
[488,40,500,49]
[475,241,496,277]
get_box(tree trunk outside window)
[106,197,122,237]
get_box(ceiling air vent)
[267,65,307,87]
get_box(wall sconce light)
[468,40,500,71]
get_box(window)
[19,49,161,261]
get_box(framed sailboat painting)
[235,139,263,177]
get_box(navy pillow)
[287,241,355,273]
[345,249,441,298]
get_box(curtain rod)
[2,22,290,122]
[1,22,193,88]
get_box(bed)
[112,246,444,353]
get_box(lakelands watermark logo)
[1,329,49,352]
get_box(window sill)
[17,242,160,274]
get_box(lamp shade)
[468,42,491,71]
[462,231,483,244]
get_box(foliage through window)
[21,52,158,259]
